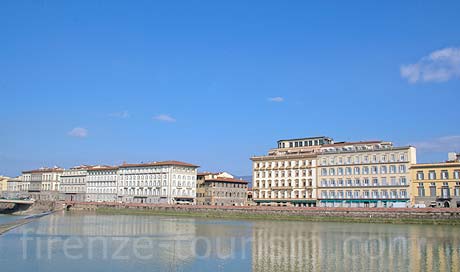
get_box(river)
[0,214,24,225]
[0,212,459,271]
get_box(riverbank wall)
[0,200,60,215]
[66,202,460,225]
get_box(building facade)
[117,161,199,204]
[60,165,91,202]
[5,178,29,199]
[0,176,9,196]
[410,153,460,208]
[196,172,248,206]
[21,167,63,200]
[86,166,118,202]
[317,141,416,208]
[251,136,330,207]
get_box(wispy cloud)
[268,97,284,102]
[412,135,460,152]
[68,127,88,138]
[109,110,130,119]
[153,114,176,123]
[401,47,460,83]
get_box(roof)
[205,177,248,184]
[277,136,332,143]
[119,160,199,168]
[22,167,64,174]
[321,141,383,148]
[411,161,460,168]
[86,165,119,171]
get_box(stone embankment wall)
[0,200,60,215]
[66,202,460,222]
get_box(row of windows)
[119,188,194,197]
[416,170,460,180]
[87,181,116,187]
[321,165,407,176]
[417,185,460,198]
[61,178,85,184]
[278,139,326,149]
[88,171,117,176]
[253,191,314,199]
[210,182,248,189]
[320,177,407,187]
[254,180,314,188]
[320,153,408,166]
[209,191,247,198]
[320,190,407,199]
[254,160,314,169]
[61,186,85,193]
[255,169,314,178]
[119,167,195,174]
[87,188,117,194]
[87,176,117,182]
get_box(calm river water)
[0,212,459,272]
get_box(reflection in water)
[252,221,460,272]
[0,213,459,271]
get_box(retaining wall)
[65,201,460,221]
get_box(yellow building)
[0,176,9,194]
[410,154,460,208]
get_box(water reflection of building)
[251,221,460,272]
[29,214,198,267]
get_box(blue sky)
[1,0,460,177]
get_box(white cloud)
[68,127,88,138]
[268,97,284,102]
[401,47,460,83]
[109,110,130,119]
[412,135,460,152]
[153,114,176,123]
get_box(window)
[371,166,378,174]
[363,178,369,186]
[346,167,352,175]
[428,171,436,180]
[354,167,360,175]
[381,177,387,186]
[441,185,450,198]
[390,165,396,174]
[400,190,407,198]
[363,167,369,175]
[346,179,352,186]
[455,171,460,179]
[441,170,449,180]
[338,168,344,175]
[381,166,387,174]
[400,177,407,186]
[418,184,425,197]
[372,178,379,186]
[399,165,406,173]
[417,171,424,180]
[429,183,436,197]
[321,169,328,176]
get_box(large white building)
[117,161,199,204]
[60,165,92,202]
[86,165,119,202]
[251,136,331,207]
[317,141,416,208]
